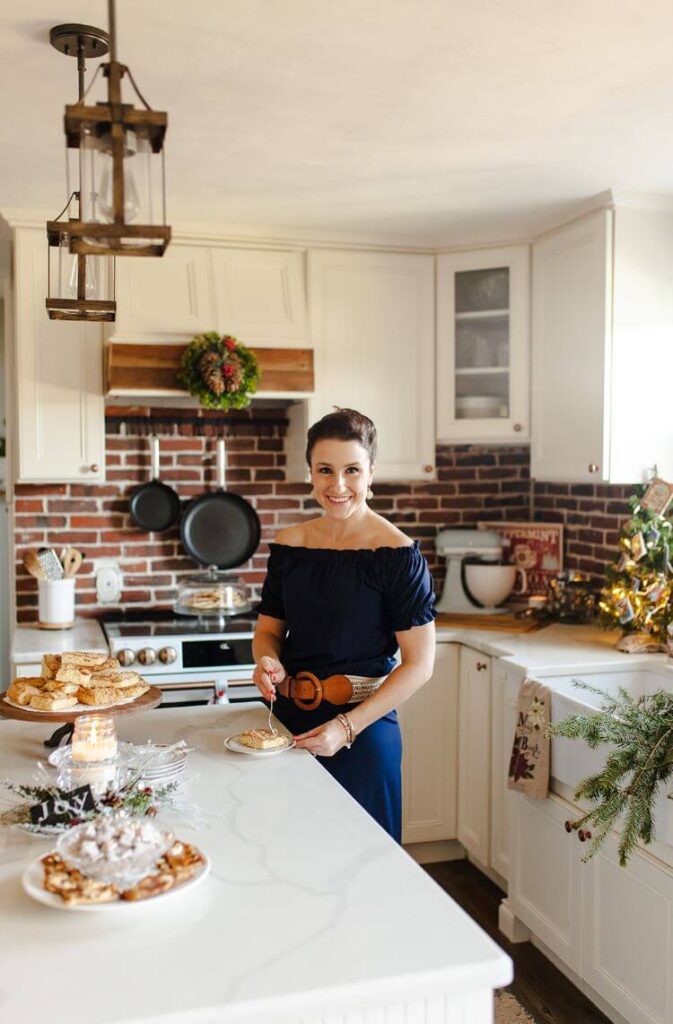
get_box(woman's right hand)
[253,656,286,701]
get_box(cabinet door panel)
[309,251,435,481]
[509,794,583,973]
[531,210,612,482]
[111,245,217,341]
[457,649,491,866]
[490,661,524,882]
[584,838,673,1024]
[399,643,458,844]
[14,230,104,483]
[437,246,529,443]
[210,248,307,344]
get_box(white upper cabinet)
[437,246,530,443]
[110,243,308,346]
[308,249,435,481]
[532,203,673,483]
[13,229,105,484]
[210,248,308,344]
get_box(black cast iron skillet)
[180,438,261,568]
[129,435,182,532]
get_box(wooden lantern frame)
[47,1,171,259]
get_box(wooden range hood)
[105,342,314,397]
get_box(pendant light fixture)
[45,23,117,322]
[47,0,171,260]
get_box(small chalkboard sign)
[29,785,96,827]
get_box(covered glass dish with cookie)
[175,568,251,618]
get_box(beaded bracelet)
[336,712,356,749]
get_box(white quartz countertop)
[12,618,107,664]
[436,621,673,676]
[0,704,512,1024]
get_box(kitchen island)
[0,703,511,1024]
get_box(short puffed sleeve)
[383,543,436,632]
[258,546,286,621]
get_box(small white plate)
[225,734,295,757]
[21,850,210,912]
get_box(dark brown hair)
[306,408,377,467]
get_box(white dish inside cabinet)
[437,246,530,443]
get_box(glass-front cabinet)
[437,246,530,442]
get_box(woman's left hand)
[294,719,348,757]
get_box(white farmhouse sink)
[542,665,673,845]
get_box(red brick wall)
[13,409,632,622]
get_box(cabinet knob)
[423,464,434,474]
[564,819,574,833]
[513,423,523,433]
[89,463,100,473]
[588,463,599,474]
[578,829,592,842]
[476,661,488,671]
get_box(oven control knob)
[118,648,136,667]
[137,647,157,666]
[159,646,177,664]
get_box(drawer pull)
[578,829,592,842]
[564,819,574,833]
[476,661,488,671]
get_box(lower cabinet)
[398,642,458,844]
[509,791,673,1024]
[457,648,492,867]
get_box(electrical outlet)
[95,561,122,604]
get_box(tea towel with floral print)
[507,678,551,798]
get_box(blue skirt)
[271,693,402,842]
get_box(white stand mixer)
[435,528,505,614]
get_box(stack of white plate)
[128,743,189,785]
[456,395,507,419]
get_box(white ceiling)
[2,0,673,246]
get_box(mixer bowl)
[464,564,516,608]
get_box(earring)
[367,486,373,500]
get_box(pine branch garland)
[549,680,673,865]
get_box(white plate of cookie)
[225,729,296,757]
[22,840,210,912]
[3,651,151,714]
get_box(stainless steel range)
[100,611,258,707]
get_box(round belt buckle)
[293,671,322,710]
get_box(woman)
[252,408,436,841]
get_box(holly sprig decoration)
[599,486,673,643]
[549,679,673,866]
[178,332,260,410]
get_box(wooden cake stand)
[0,686,163,747]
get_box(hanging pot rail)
[105,342,314,395]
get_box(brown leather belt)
[277,671,384,710]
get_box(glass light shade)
[46,210,116,322]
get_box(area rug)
[495,990,538,1024]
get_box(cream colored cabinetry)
[110,243,308,346]
[532,202,673,483]
[457,648,492,867]
[437,246,530,443]
[509,791,673,1024]
[490,659,523,881]
[307,250,435,481]
[12,228,105,484]
[398,643,459,844]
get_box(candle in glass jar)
[71,715,118,763]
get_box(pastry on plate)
[78,682,149,707]
[44,679,80,695]
[54,665,93,685]
[238,728,290,750]
[60,651,109,669]
[41,853,118,905]
[6,678,46,705]
[29,692,78,712]
[88,669,144,689]
[41,653,61,679]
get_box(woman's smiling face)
[309,439,373,520]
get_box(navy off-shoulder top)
[258,541,436,679]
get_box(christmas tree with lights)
[600,478,673,646]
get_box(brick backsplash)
[13,410,632,622]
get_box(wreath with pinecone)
[178,332,260,410]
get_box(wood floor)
[424,859,612,1024]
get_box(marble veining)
[0,704,511,1024]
